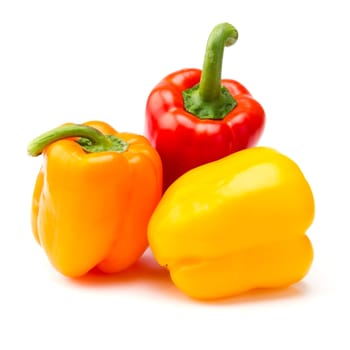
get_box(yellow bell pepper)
[148,147,315,300]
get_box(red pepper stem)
[27,124,128,156]
[199,23,238,101]
[182,23,238,120]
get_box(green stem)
[183,23,238,120]
[199,23,238,101]
[27,124,128,157]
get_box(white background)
[1,0,349,349]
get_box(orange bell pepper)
[28,121,162,277]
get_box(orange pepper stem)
[27,124,128,157]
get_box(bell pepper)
[148,147,315,300]
[145,23,265,190]
[28,121,162,277]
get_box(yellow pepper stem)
[27,124,128,157]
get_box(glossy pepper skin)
[145,23,265,190]
[148,147,315,300]
[28,121,162,277]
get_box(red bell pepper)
[145,23,265,191]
